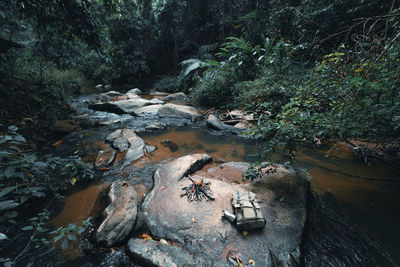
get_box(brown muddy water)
[52,125,400,266]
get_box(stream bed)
[47,88,400,266]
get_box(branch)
[375,31,400,62]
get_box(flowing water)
[46,88,400,266]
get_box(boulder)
[94,145,116,169]
[150,91,169,96]
[95,181,138,247]
[145,122,167,132]
[163,92,187,102]
[206,114,241,135]
[127,238,207,267]
[102,91,123,98]
[133,105,163,117]
[89,99,154,115]
[149,98,165,105]
[158,104,202,122]
[54,120,76,133]
[106,129,149,165]
[142,155,308,266]
[127,88,142,95]
[126,92,141,99]
[74,114,100,128]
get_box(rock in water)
[163,92,187,102]
[158,103,202,122]
[88,99,154,115]
[127,88,142,95]
[142,155,308,266]
[94,145,116,169]
[206,114,242,135]
[96,181,138,247]
[106,129,148,165]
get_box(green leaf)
[0,186,16,199]
[53,234,64,243]
[22,226,33,231]
[77,226,85,235]
[67,234,77,241]
[61,239,68,250]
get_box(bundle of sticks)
[180,176,215,201]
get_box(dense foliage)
[0,0,399,263]
[186,2,400,165]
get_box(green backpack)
[232,191,266,230]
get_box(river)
[48,86,400,266]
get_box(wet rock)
[95,181,138,247]
[95,145,116,169]
[127,88,142,95]
[133,105,163,117]
[145,145,157,154]
[99,118,121,126]
[158,104,202,122]
[207,114,241,135]
[89,99,154,115]
[126,88,143,100]
[127,238,208,266]
[106,129,148,165]
[95,84,103,88]
[142,155,308,266]
[150,91,169,96]
[160,140,178,152]
[74,114,100,127]
[104,85,112,90]
[163,92,187,102]
[149,98,165,105]
[145,122,166,132]
[54,119,76,133]
[103,90,123,97]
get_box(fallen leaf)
[159,185,166,190]
[243,230,248,236]
[73,150,79,154]
[248,259,255,265]
[192,217,196,223]
[100,167,109,171]
[52,140,63,147]
[70,177,77,186]
[141,233,152,241]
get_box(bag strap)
[248,192,260,217]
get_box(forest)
[0,0,399,266]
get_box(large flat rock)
[127,238,209,267]
[142,155,308,266]
[158,104,202,122]
[89,99,154,115]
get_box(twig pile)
[180,176,215,202]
